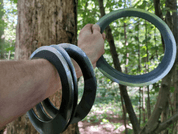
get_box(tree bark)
[173,62,178,133]
[121,94,128,134]
[6,0,78,133]
[140,69,173,134]
[153,0,165,51]
[168,0,178,133]
[161,0,177,133]
[147,85,151,119]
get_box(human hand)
[78,24,105,68]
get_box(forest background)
[0,0,178,133]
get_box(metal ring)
[96,8,176,87]
[40,44,97,124]
[50,45,78,130]
[27,46,74,134]
[60,43,97,124]
[34,45,78,132]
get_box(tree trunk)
[142,88,146,124]
[171,0,178,133]
[6,0,78,133]
[121,94,128,134]
[173,62,178,133]
[147,85,151,119]
[161,0,177,133]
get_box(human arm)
[0,24,105,128]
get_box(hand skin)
[0,24,105,128]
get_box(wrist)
[71,59,83,78]
[35,59,61,98]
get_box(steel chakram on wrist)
[27,8,176,134]
[27,44,97,134]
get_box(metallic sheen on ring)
[27,46,74,134]
[39,44,97,124]
[96,8,176,87]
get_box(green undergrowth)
[77,76,158,134]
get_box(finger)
[92,24,101,34]
[102,33,106,40]
[80,24,93,36]
[92,63,96,69]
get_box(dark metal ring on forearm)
[27,46,74,134]
[96,8,176,87]
[34,45,78,132]
[57,43,97,124]
[50,45,78,130]
[39,43,97,125]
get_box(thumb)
[102,33,106,40]
[92,24,101,34]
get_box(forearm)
[0,59,82,128]
[0,23,105,129]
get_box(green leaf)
[11,0,17,4]
[118,0,122,7]
[135,25,139,31]
[146,61,151,65]
[142,54,147,58]
[142,46,147,51]
[159,55,164,61]
[155,87,159,92]
[107,79,111,82]
[102,119,109,123]
[170,87,175,93]
[5,46,14,51]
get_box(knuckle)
[79,31,82,36]
[86,24,91,26]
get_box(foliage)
[11,0,17,4]
[0,0,17,60]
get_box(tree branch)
[97,0,140,133]
[154,112,178,133]
[140,67,173,134]
[153,0,165,51]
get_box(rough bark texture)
[140,64,174,134]
[173,63,178,134]
[161,0,177,133]
[6,0,78,134]
[153,0,165,51]
[15,0,77,60]
[98,0,140,133]
[154,112,178,134]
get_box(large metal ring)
[40,43,97,124]
[60,43,97,123]
[27,46,74,134]
[34,45,79,132]
[96,8,176,87]
[50,45,78,129]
